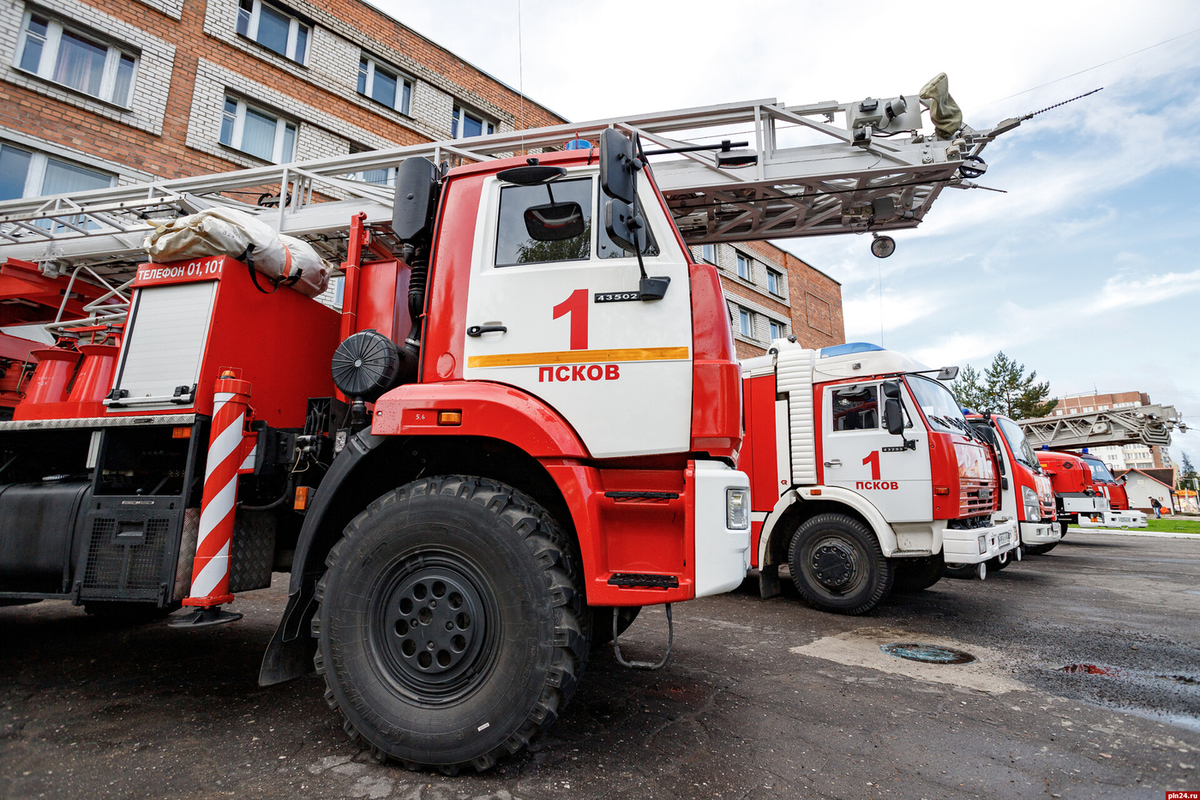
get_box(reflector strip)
[467,346,688,369]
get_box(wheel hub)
[374,559,494,701]
[811,538,858,590]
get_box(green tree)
[1178,451,1197,490]
[949,364,988,412]
[983,351,1057,420]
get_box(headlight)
[1022,485,1041,522]
[978,534,988,555]
[726,487,749,530]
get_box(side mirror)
[881,380,902,399]
[600,129,638,203]
[937,366,959,381]
[392,157,440,246]
[885,398,904,436]
[604,198,644,254]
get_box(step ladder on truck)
[0,81,1017,770]
[738,342,1018,614]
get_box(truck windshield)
[906,374,969,435]
[995,416,1039,470]
[1083,457,1116,483]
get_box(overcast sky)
[376,0,1200,465]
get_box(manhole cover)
[881,643,977,665]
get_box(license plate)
[999,531,1011,545]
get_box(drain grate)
[881,643,977,665]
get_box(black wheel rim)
[369,552,500,705]
[805,534,866,596]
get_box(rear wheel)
[313,476,588,773]
[892,552,945,592]
[787,513,892,615]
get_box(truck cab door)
[461,169,693,459]
[821,381,931,522]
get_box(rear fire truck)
[1036,449,1146,533]
[0,85,1017,768]
[738,342,1017,614]
[967,412,1059,557]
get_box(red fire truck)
[1036,449,1146,534]
[966,412,1058,557]
[0,133,753,771]
[738,342,1017,614]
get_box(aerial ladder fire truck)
[0,82,1015,770]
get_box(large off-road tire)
[1024,541,1058,556]
[313,476,589,773]
[590,606,641,647]
[1059,520,1069,538]
[988,549,1012,572]
[891,552,945,593]
[942,562,978,579]
[787,513,893,615]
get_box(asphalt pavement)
[2,530,1198,799]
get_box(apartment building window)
[767,268,783,296]
[348,144,394,186]
[219,97,297,163]
[769,320,785,340]
[16,12,138,107]
[699,243,717,264]
[0,143,115,202]
[735,252,751,280]
[737,307,754,338]
[358,57,412,115]
[452,105,495,138]
[236,0,309,64]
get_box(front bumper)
[1020,520,1060,545]
[943,519,1019,565]
[1077,509,1149,529]
[692,460,751,598]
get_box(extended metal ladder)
[0,93,1016,278]
[1017,404,1186,449]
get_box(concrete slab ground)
[2,531,1198,799]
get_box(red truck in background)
[965,412,1058,558]
[738,341,1017,614]
[1037,449,1147,534]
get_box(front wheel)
[787,513,892,615]
[988,550,1011,572]
[313,476,588,773]
[1024,541,1058,556]
[1059,520,1069,538]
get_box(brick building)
[1050,391,1172,472]
[691,241,844,359]
[0,0,846,343]
[0,0,564,196]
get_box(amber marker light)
[934,486,951,496]
[438,410,463,426]
[294,486,310,511]
[172,427,191,439]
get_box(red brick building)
[691,241,845,358]
[0,0,564,194]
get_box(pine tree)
[949,364,988,413]
[983,351,1056,420]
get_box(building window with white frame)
[737,307,754,338]
[348,143,393,186]
[236,0,309,64]
[735,252,751,280]
[358,56,412,115]
[16,12,138,107]
[769,319,786,341]
[0,142,116,202]
[699,243,717,264]
[767,267,784,297]
[452,105,495,138]
[219,97,297,164]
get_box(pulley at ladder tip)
[168,606,244,628]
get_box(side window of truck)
[495,177,593,267]
[831,385,879,431]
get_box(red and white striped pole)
[176,368,255,625]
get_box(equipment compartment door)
[463,172,693,459]
[821,382,931,522]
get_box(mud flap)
[259,574,317,685]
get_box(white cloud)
[1091,270,1200,312]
